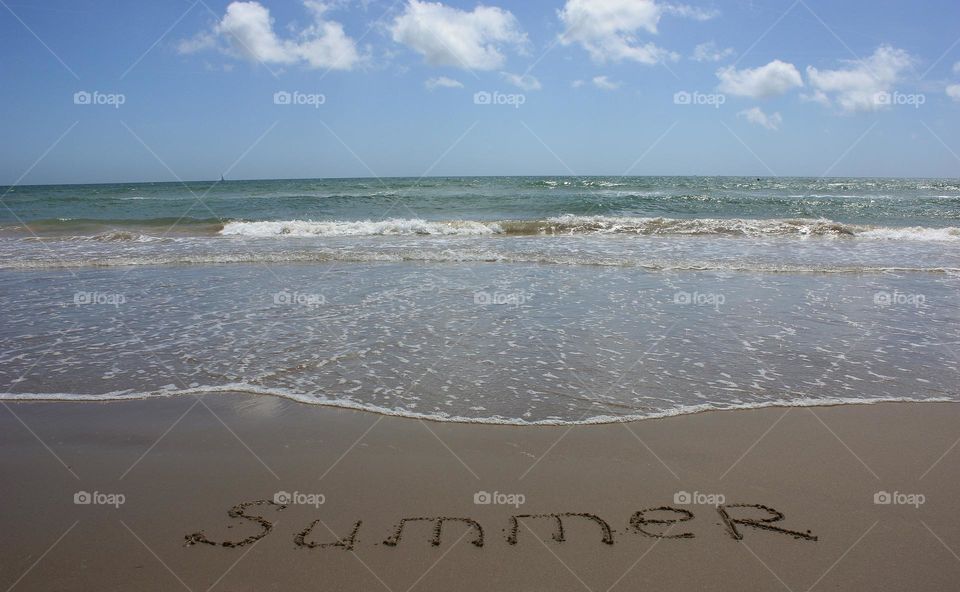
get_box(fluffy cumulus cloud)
[717,59,803,99]
[804,45,914,113]
[691,41,734,63]
[558,0,714,64]
[947,84,960,102]
[390,0,527,70]
[738,107,782,130]
[592,75,620,90]
[424,76,463,90]
[500,72,541,91]
[178,1,363,70]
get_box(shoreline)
[2,394,959,590]
[2,389,956,426]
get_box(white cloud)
[390,0,526,70]
[953,62,960,75]
[804,45,914,113]
[738,107,782,130]
[178,1,363,70]
[177,33,216,54]
[592,75,620,90]
[424,76,463,90]
[557,0,714,64]
[662,4,720,21]
[947,84,960,102]
[717,59,802,99]
[691,41,734,63]
[501,72,541,90]
[571,79,585,88]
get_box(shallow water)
[1,176,958,423]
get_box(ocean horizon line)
[5,172,960,189]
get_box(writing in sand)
[185,500,818,550]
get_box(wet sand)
[2,394,959,591]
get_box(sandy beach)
[2,394,958,591]
[4,0,960,589]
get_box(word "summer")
[185,500,818,549]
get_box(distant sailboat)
[219,173,225,182]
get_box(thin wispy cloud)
[592,75,620,90]
[501,72,542,91]
[425,76,464,90]
[691,41,734,63]
[738,106,782,130]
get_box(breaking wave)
[218,215,960,240]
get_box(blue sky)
[1,0,959,184]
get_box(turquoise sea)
[1,176,958,423]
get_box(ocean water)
[1,177,958,423]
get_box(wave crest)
[220,218,502,237]
[218,215,960,240]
